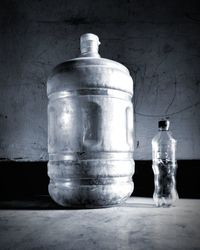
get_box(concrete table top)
[0,197,200,250]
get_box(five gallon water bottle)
[152,119,178,207]
[47,33,134,208]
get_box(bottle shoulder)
[152,131,176,145]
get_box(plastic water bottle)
[152,119,178,207]
[47,34,134,207]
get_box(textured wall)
[0,0,200,161]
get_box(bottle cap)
[158,119,170,131]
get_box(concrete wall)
[0,0,199,161]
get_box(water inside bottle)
[153,159,177,207]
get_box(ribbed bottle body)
[48,91,134,207]
[152,126,178,207]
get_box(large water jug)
[47,33,134,207]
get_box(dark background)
[0,160,199,201]
[0,0,200,200]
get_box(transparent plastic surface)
[47,34,134,207]
[152,127,178,207]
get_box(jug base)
[48,182,133,208]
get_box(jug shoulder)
[47,57,133,97]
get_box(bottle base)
[47,157,135,208]
[48,181,133,208]
[153,194,178,208]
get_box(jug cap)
[80,33,101,57]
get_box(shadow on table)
[120,202,155,208]
[0,196,155,210]
[0,196,64,210]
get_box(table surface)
[0,197,200,250]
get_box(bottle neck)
[159,128,169,131]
